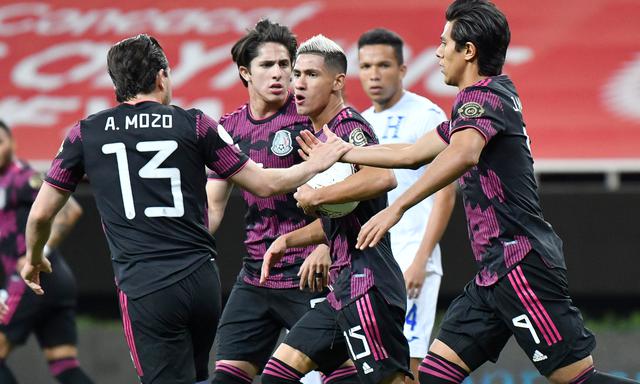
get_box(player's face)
[244,42,292,104]
[358,44,405,108]
[0,129,14,170]
[293,54,337,118]
[436,21,465,86]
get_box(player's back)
[47,101,248,298]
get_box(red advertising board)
[1,0,639,164]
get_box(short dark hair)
[231,19,298,87]
[0,120,11,137]
[297,35,347,74]
[357,28,404,65]
[445,0,510,76]
[107,34,169,102]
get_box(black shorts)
[284,289,411,384]
[215,276,327,370]
[118,259,221,384]
[437,253,596,376]
[0,253,78,348]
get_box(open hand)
[298,244,331,292]
[356,205,403,249]
[296,126,352,170]
[260,236,288,284]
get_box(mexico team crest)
[271,130,293,156]
[458,102,485,119]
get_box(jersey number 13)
[102,140,184,219]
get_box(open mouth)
[295,94,306,104]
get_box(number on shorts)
[343,326,371,360]
[102,140,184,219]
[405,303,417,331]
[512,314,540,344]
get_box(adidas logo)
[362,362,374,374]
[532,350,548,362]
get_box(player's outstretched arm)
[294,166,397,216]
[231,131,351,197]
[297,126,447,169]
[357,129,484,249]
[260,219,325,284]
[22,183,72,294]
[206,179,233,234]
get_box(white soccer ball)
[306,162,359,218]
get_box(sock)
[419,352,469,384]
[323,366,359,384]
[0,359,17,384]
[212,362,254,384]
[261,357,304,384]
[574,366,639,384]
[48,357,94,384]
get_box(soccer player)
[205,20,357,384]
[0,120,93,384]
[299,1,640,384]
[357,28,456,384]
[260,35,409,384]
[20,34,348,384]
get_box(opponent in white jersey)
[358,28,457,384]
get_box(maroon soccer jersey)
[318,107,406,311]
[46,101,248,298]
[0,161,40,278]
[437,75,564,286]
[208,95,318,288]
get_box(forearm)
[411,183,456,267]
[392,145,472,216]
[342,145,417,169]
[206,180,233,234]
[46,197,82,249]
[283,219,326,248]
[314,167,396,205]
[26,216,53,264]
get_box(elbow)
[28,206,53,228]
[376,170,397,192]
[460,150,480,169]
[254,183,276,198]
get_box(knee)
[43,344,78,361]
[0,333,11,359]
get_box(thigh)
[119,285,195,384]
[337,290,412,384]
[404,273,441,359]
[495,255,595,376]
[0,276,39,347]
[436,280,512,371]
[271,287,329,330]
[34,305,78,349]
[283,301,350,375]
[189,260,222,381]
[215,279,282,369]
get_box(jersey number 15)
[102,140,184,219]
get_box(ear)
[464,42,478,63]
[399,63,407,79]
[333,73,346,92]
[156,69,166,91]
[239,66,251,84]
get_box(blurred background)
[1,0,639,382]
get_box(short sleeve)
[45,122,85,192]
[196,113,248,179]
[333,120,378,148]
[450,87,505,142]
[436,121,451,144]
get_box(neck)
[125,93,164,105]
[373,88,405,112]
[310,96,344,132]
[248,90,288,120]
[457,66,489,90]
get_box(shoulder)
[331,108,377,146]
[217,103,248,129]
